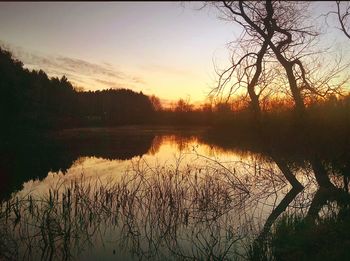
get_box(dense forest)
[0,48,156,134]
[1,45,350,145]
[0,47,229,135]
[0,47,241,137]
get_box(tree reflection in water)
[0,148,349,260]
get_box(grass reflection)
[1,152,348,260]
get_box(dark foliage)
[0,47,155,138]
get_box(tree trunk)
[310,159,335,189]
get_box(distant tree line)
[1,46,350,138]
[0,48,155,134]
[0,47,251,133]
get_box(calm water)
[0,127,348,260]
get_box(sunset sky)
[0,1,348,104]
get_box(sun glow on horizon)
[0,2,349,104]
[0,2,238,103]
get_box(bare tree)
[174,97,193,113]
[336,1,350,39]
[209,1,322,114]
[212,42,272,116]
[149,95,162,111]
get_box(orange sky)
[0,2,349,104]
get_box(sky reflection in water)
[1,130,347,260]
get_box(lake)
[0,127,349,260]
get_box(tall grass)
[2,150,347,260]
[0,153,300,260]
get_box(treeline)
[1,46,350,136]
[0,48,155,135]
[0,47,249,132]
[157,94,350,129]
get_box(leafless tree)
[336,1,350,39]
[208,1,324,114]
[149,95,163,111]
[212,42,274,116]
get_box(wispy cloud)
[0,40,145,92]
[55,56,126,79]
[140,63,196,77]
[94,78,121,88]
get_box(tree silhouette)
[336,1,350,39]
[0,47,158,134]
[208,1,348,116]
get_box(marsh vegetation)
[1,1,350,260]
[1,130,350,260]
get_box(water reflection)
[0,127,349,260]
[1,129,154,199]
[0,127,202,199]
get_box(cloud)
[94,78,121,88]
[55,56,126,79]
[131,76,145,84]
[140,63,195,77]
[0,40,145,92]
